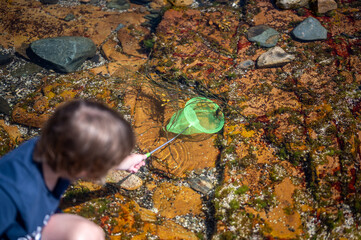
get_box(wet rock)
[292,17,327,41]
[30,36,96,73]
[168,0,193,7]
[0,125,12,156]
[116,26,150,58]
[63,13,75,21]
[153,182,202,218]
[10,62,43,78]
[130,0,151,4]
[237,60,255,70]
[0,120,22,144]
[12,106,50,128]
[106,0,131,10]
[275,0,309,9]
[0,97,11,115]
[12,71,119,128]
[156,220,198,240]
[188,176,214,195]
[247,25,280,47]
[105,170,143,190]
[142,12,163,30]
[257,46,295,68]
[40,0,59,4]
[316,0,337,14]
[0,53,12,65]
[149,0,169,9]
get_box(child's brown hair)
[33,99,135,179]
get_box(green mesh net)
[166,97,224,135]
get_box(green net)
[166,97,224,135]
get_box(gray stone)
[30,36,96,73]
[275,0,309,9]
[64,13,75,22]
[188,176,214,195]
[247,25,280,47]
[257,46,295,68]
[317,0,337,14]
[292,17,327,41]
[106,0,131,10]
[237,60,255,70]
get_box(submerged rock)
[63,13,75,22]
[153,182,202,218]
[0,97,11,115]
[10,62,43,78]
[257,46,295,68]
[30,36,96,73]
[168,0,193,7]
[106,0,131,10]
[40,0,59,4]
[247,25,280,47]
[105,170,143,190]
[0,53,12,65]
[237,60,255,70]
[316,0,337,14]
[292,17,328,41]
[188,176,214,195]
[275,0,309,9]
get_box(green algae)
[235,185,249,195]
[269,164,288,182]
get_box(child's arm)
[115,153,146,173]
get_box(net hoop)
[166,97,224,135]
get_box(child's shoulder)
[0,137,39,174]
[0,137,38,161]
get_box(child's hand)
[116,153,146,173]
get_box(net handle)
[145,124,192,158]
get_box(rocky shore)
[1,0,361,239]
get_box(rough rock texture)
[247,25,280,47]
[107,0,131,10]
[275,0,309,9]
[317,0,338,14]
[257,46,295,68]
[0,1,149,50]
[11,72,119,128]
[153,182,202,218]
[169,0,193,6]
[30,36,96,72]
[292,17,328,41]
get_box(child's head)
[34,99,135,179]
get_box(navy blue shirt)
[0,138,70,240]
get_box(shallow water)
[1,0,361,239]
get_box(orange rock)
[246,178,303,239]
[0,120,23,143]
[125,86,220,177]
[117,27,149,58]
[153,182,202,218]
[0,1,149,49]
[156,220,198,240]
[11,106,50,128]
